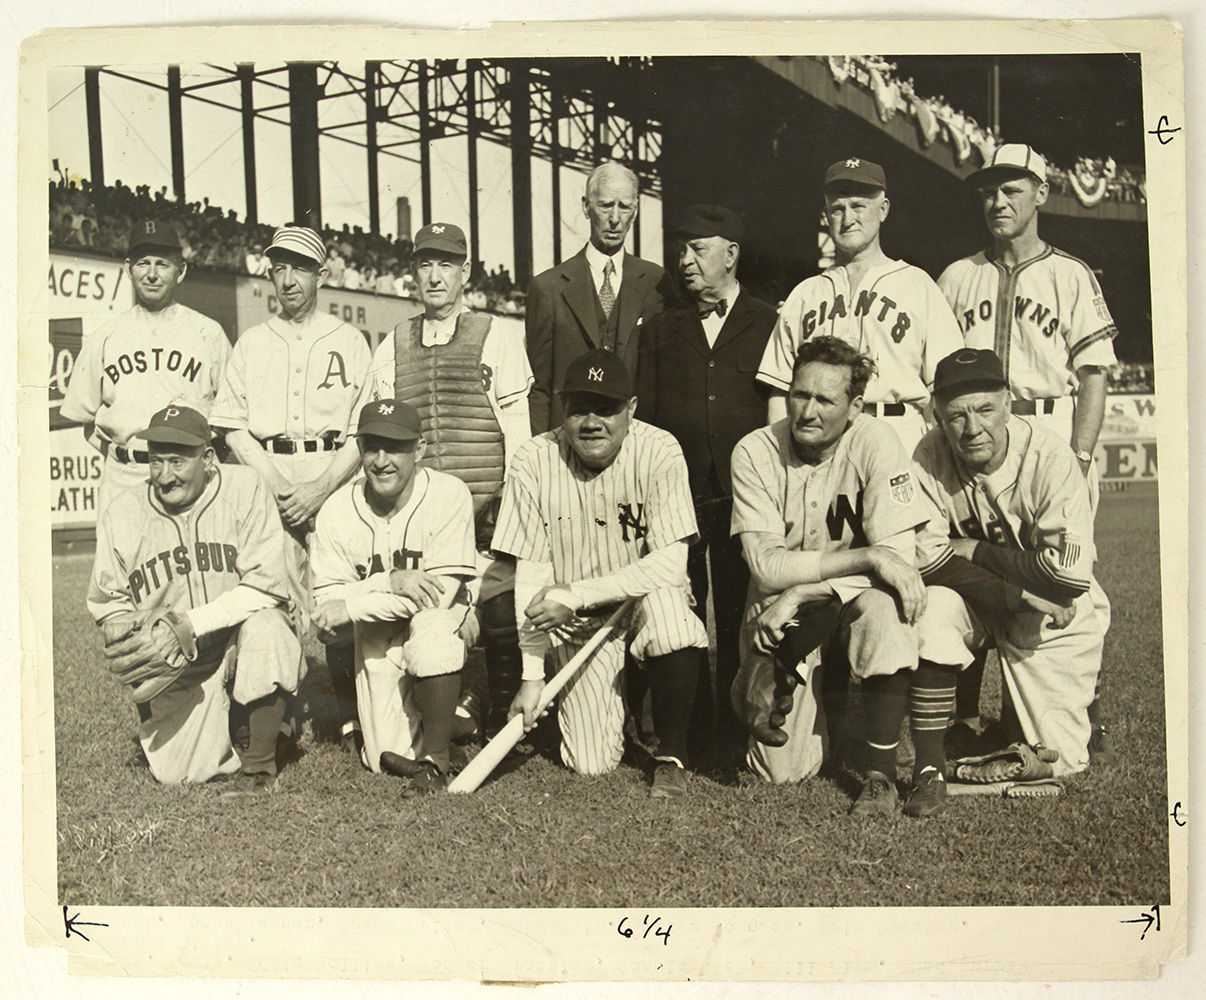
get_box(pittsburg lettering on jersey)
[104,348,206,385]
[128,542,241,603]
[797,292,912,343]
[955,294,1063,339]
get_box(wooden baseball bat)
[448,599,634,794]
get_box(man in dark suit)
[636,205,777,767]
[526,161,669,434]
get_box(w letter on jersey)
[827,492,867,544]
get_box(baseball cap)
[672,204,743,243]
[932,348,1009,399]
[355,399,423,441]
[966,143,1048,186]
[265,225,327,266]
[135,405,211,447]
[824,158,887,191]
[413,223,468,258]
[128,219,183,256]
[559,347,633,400]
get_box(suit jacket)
[636,288,777,499]
[525,246,668,433]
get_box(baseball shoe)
[341,725,364,757]
[849,770,899,816]
[220,771,278,800]
[380,751,422,778]
[453,689,484,745]
[650,761,688,799]
[903,769,948,818]
[1089,726,1117,767]
[401,762,448,796]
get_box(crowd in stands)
[49,174,525,315]
[819,56,1146,208]
[1107,362,1155,394]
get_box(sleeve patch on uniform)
[1093,295,1111,321]
[890,472,915,505]
[1059,530,1082,569]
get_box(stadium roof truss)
[83,59,665,280]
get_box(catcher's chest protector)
[394,312,504,514]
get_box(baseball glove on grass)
[101,609,198,703]
[954,741,1059,784]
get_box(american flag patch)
[890,472,914,505]
[1059,530,1082,569]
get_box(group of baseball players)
[67,142,1117,816]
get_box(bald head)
[583,161,640,255]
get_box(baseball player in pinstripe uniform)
[729,337,930,815]
[912,348,1109,788]
[310,400,479,793]
[937,144,1117,758]
[491,348,709,797]
[88,406,304,796]
[60,219,231,517]
[210,225,372,752]
[757,159,965,456]
[366,222,533,736]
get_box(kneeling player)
[491,349,709,797]
[88,406,305,797]
[310,400,478,794]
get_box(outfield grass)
[53,485,1169,908]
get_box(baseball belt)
[108,443,149,464]
[1011,398,1057,416]
[862,402,907,417]
[259,436,339,454]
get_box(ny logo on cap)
[165,407,180,418]
[145,221,157,234]
[845,158,861,168]
[431,225,445,234]
[378,403,395,414]
[588,367,604,382]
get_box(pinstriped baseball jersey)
[60,303,230,447]
[730,415,927,605]
[87,465,291,623]
[491,420,699,586]
[209,311,372,442]
[757,261,965,404]
[913,416,1097,593]
[937,246,1118,400]
[310,468,477,600]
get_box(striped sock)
[911,661,958,776]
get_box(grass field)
[52,484,1169,908]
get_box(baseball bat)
[448,599,635,794]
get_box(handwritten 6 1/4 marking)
[617,914,672,945]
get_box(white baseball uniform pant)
[545,587,708,776]
[140,607,305,785]
[917,583,1110,776]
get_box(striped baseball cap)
[966,143,1048,186]
[265,225,327,265]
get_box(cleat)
[903,770,948,818]
[402,762,448,796]
[849,770,899,816]
[1089,726,1117,767]
[220,771,277,800]
[341,726,365,758]
[453,689,484,745]
[650,761,688,799]
[380,751,422,778]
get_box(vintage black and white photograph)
[16,16,1187,984]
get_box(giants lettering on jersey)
[958,296,1061,339]
[827,492,868,545]
[128,541,240,603]
[357,548,424,578]
[104,349,205,385]
[801,293,912,344]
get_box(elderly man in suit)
[526,161,670,434]
[636,205,777,767]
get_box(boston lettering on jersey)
[957,295,1061,339]
[104,349,205,385]
[128,541,240,603]
[827,491,868,545]
[356,547,424,578]
[799,292,912,344]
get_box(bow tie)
[698,298,728,319]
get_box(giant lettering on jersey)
[801,293,912,343]
[357,548,425,578]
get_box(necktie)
[698,298,728,319]
[599,259,616,319]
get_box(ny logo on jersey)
[318,351,350,389]
[827,491,868,545]
[617,502,647,543]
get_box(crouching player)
[88,406,305,797]
[310,400,478,794]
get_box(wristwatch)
[1074,449,1093,464]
